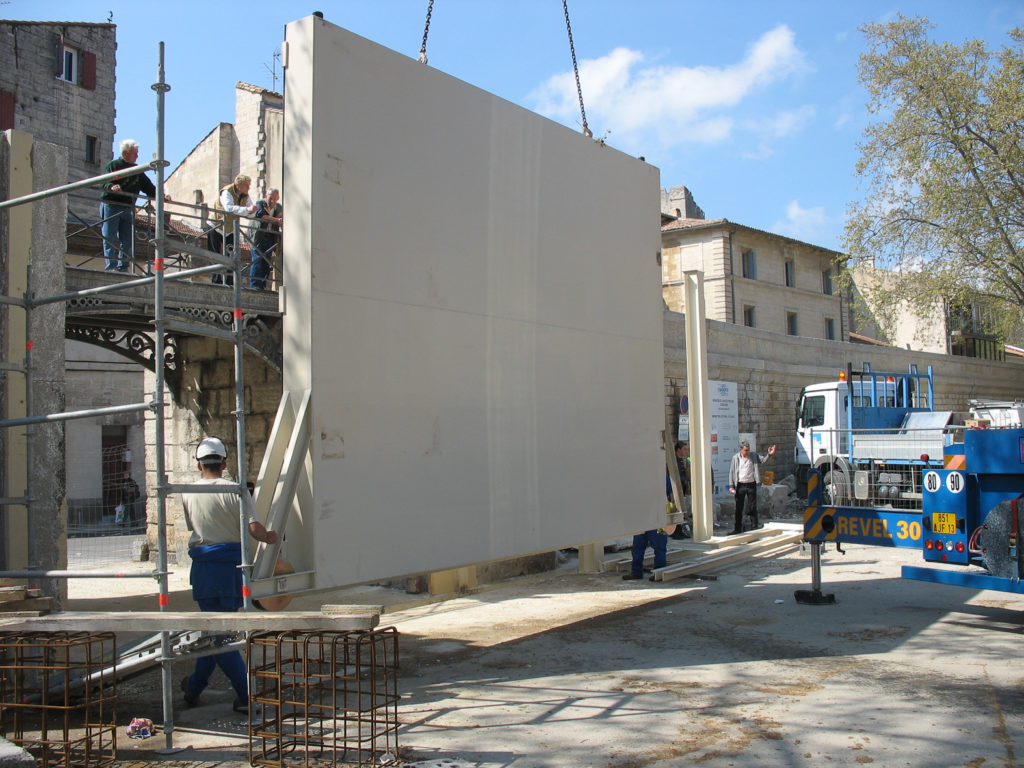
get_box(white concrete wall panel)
[282,16,664,584]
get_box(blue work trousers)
[100,202,134,271]
[630,530,667,577]
[182,596,248,702]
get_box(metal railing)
[808,426,961,509]
[63,190,283,291]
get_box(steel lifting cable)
[418,0,434,63]
[562,0,592,138]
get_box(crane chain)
[562,0,592,138]
[418,0,434,64]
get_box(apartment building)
[660,186,847,342]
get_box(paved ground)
[56,538,1024,767]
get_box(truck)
[794,363,962,507]
[798,425,1024,603]
[794,363,1024,508]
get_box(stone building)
[0,20,116,221]
[165,82,283,229]
[660,185,848,343]
[1,19,147,529]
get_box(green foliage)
[844,16,1024,345]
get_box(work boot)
[180,676,198,707]
[233,697,254,714]
[622,573,643,580]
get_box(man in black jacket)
[100,139,162,271]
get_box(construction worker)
[179,437,276,713]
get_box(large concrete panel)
[282,15,664,585]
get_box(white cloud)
[774,200,830,242]
[740,105,816,158]
[527,24,809,152]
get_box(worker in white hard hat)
[180,436,277,714]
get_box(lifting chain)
[418,0,434,64]
[562,0,592,138]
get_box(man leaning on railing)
[99,139,170,272]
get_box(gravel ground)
[25,537,1024,767]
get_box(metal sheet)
[282,16,664,585]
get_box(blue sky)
[7,1,1024,250]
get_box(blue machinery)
[796,427,1024,604]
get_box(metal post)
[794,541,836,605]
[23,265,33,570]
[231,218,253,612]
[150,42,178,754]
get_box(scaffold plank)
[0,608,380,632]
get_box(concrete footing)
[0,737,34,768]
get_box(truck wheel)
[822,469,849,505]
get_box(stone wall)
[164,122,234,230]
[0,131,68,600]
[234,83,282,197]
[664,309,1024,480]
[144,336,282,562]
[0,22,116,220]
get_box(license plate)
[932,512,957,535]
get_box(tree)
[843,16,1024,347]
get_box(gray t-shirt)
[182,477,252,548]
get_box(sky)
[5,1,1024,251]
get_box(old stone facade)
[165,82,283,222]
[144,336,282,563]
[661,186,848,343]
[0,20,116,220]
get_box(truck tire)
[822,469,849,506]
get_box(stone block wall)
[143,336,282,561]
[1,131,68,599]
[165,123,234,230]
[665,309,1024,482]
[0,22,116,221]
[234,83,282,197]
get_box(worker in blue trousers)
[179,437,277,713]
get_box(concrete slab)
[280,15,664,588]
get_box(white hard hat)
[196,437,227,461]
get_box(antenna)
[263,50,281,91]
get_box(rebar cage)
[248,627,400,768]
[0,632,117,768]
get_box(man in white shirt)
[728,440,776,534]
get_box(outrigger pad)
[794,588,836,605]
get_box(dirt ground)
[41,538,1024,767]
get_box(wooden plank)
[0,587,28,603]
[653,531,804,582]
[0,610,380,632]
[0,596,54,613]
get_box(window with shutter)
[82,51,96,90]
[53,33,64,77]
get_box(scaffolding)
[0,43,262,753]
